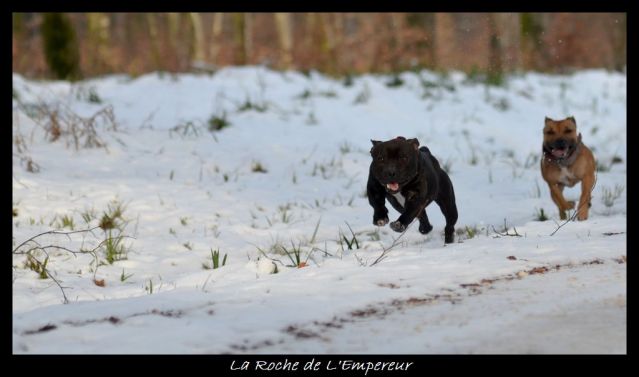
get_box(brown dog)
[541,116,596,221]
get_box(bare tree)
[244,13,253,64]
[189,13,205,63]
[146,13,162,70]
[167,13,180,52]
[275,13,293,69]
[319,13,337,73]
[86,13,111,74]
[232,13,246,64]
[209,13,224,65]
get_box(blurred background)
[12,12,626,80]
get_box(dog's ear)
[407,138,419,151]
[370,140,382,155]
[544,117,554,126]
[567,116,577,126]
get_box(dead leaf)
[93,279,105,287]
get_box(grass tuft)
[601,184,624,208]
[385,74,404,88]
[104,232,128,264]
[534,208,549,221]
[120,269,134,282]
[24,254,49,279]
[203,248,227,270]
[340,222,360,250]
[237,98,268,112]
[208,112,231,132]
[251,161,268,173]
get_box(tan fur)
[541,117,596,220]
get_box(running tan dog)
[541,116,596,220]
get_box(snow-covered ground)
[12,67,626,354]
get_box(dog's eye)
[377,156,384,161]
[545,130,556,135]
[564,129,573,134]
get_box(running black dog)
[367,137,458,243]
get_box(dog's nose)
[555,139,568,149]
[387,171,396,178]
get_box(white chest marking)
[559,166,576,186]
[392,192,406,207]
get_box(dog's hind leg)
[436,172,458,244]
[577,173,595,221]
[436,199,458,244]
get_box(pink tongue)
[552,149,566,158]
[387,182,399,191]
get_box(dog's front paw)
[577,211,588,221]
[390,221,406,233]
[375,218,389,227]
[419,222,433,235]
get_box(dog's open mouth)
[550,147,569,158]
[386,182,400,192]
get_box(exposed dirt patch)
[23,324,57,335]
[284,325,323,339]
[230,339,279,352]
[107,316,121,324]
[613,256,626,264]
[350,307,389,318]
[150,309,183,318]
[21,303,213,336]
[377,282,401,289]
[313,317,346,330]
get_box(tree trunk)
[167,13,180,52]
[319,13,336,74]
[244,13,253,64]
[146,13,162,70]
[493,13,520,72]
[209,13,224,65]
[232,13,246,65]
[433,13,456,70]
[488,13,504,77]
[189,13,205,63]
[275,13,293,69]
[87,13,111,74]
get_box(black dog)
[367,137,458,243]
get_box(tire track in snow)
[225,257,626,353]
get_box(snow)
[12,67,626,354]
[251,261,626,354]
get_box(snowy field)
[12,67,626,354]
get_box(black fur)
[367,137,458,243]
